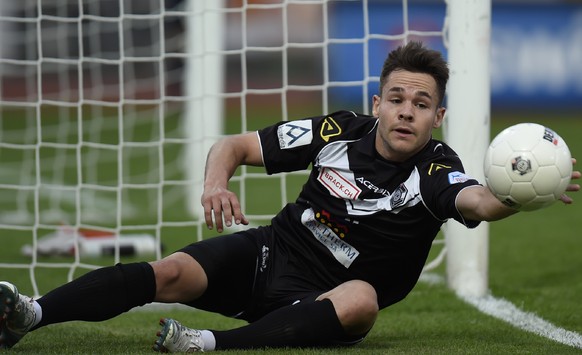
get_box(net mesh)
[0,0,448,297]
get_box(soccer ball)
[483,123,572,211]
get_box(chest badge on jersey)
[390,183,408,209]
[320,116,342,142]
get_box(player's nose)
[398,102,414,121]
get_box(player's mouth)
[393,126,414,138]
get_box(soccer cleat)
[153,318,204,353]
[0,281,36,349]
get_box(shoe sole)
[153,318,172,353]
[0,282,19,349]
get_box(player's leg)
[156,297,347,352]
[0,230,252,349]
[155,278,378,351]
[0,261,159,349]
[316,279,379,336]
[153,229,264,352]
[210,279,378,350]
[154,226,379,352]
[35,262,158,327]
[32,250,213,328]
[150,252,209,303]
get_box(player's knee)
[150,255,181,285]
[348,281,379,327]
[149,252,208,302]
[323,280,379,335]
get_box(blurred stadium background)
[0,0,581,352]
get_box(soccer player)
[1,41,580,352]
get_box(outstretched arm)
[456,185,518,222]
[457,158,581,222]
[201,132,264,232]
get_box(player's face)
[372,70,445,162]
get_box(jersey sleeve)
[419,151,482,228]
[258,111,375,175]
[258,117,320,174]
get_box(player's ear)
[433,106,445,128]
[372,95,381,117]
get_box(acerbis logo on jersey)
[428,163,451,175]
[277,120,313,149]
[355,177,390,196]
[320,116,342,142]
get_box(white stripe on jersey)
[315,139,423,216]
[347,167,423,216]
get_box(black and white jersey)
[257,110,481,309]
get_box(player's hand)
[560,158,580,204]
[201,185,249,233]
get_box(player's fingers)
[566,168,581,193]
[565,182,580,193]
[211,197,227,233]
[569,158,579,181]
[560,193,574,204]
[201,196,215,230]
[203,209,214,230]
[221,198,234,229]
[228,196,246,225]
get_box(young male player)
[1,41,580,352]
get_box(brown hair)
[379,41,449,106]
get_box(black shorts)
[178,225,368,346]
[177,225,327,322]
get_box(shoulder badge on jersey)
[320,116,342,142]
[277,119,313,149]
[448,171,470,184]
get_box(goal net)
[0,0,489,298]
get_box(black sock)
[212,298,345,350]
[33,262,156,329]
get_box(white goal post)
[443,0,491,297]
[0,0,490,299]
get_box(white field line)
[420,273,582,350]
[462,294,582,350]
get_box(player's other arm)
[201,132,264,232]
[457,158,581,222]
